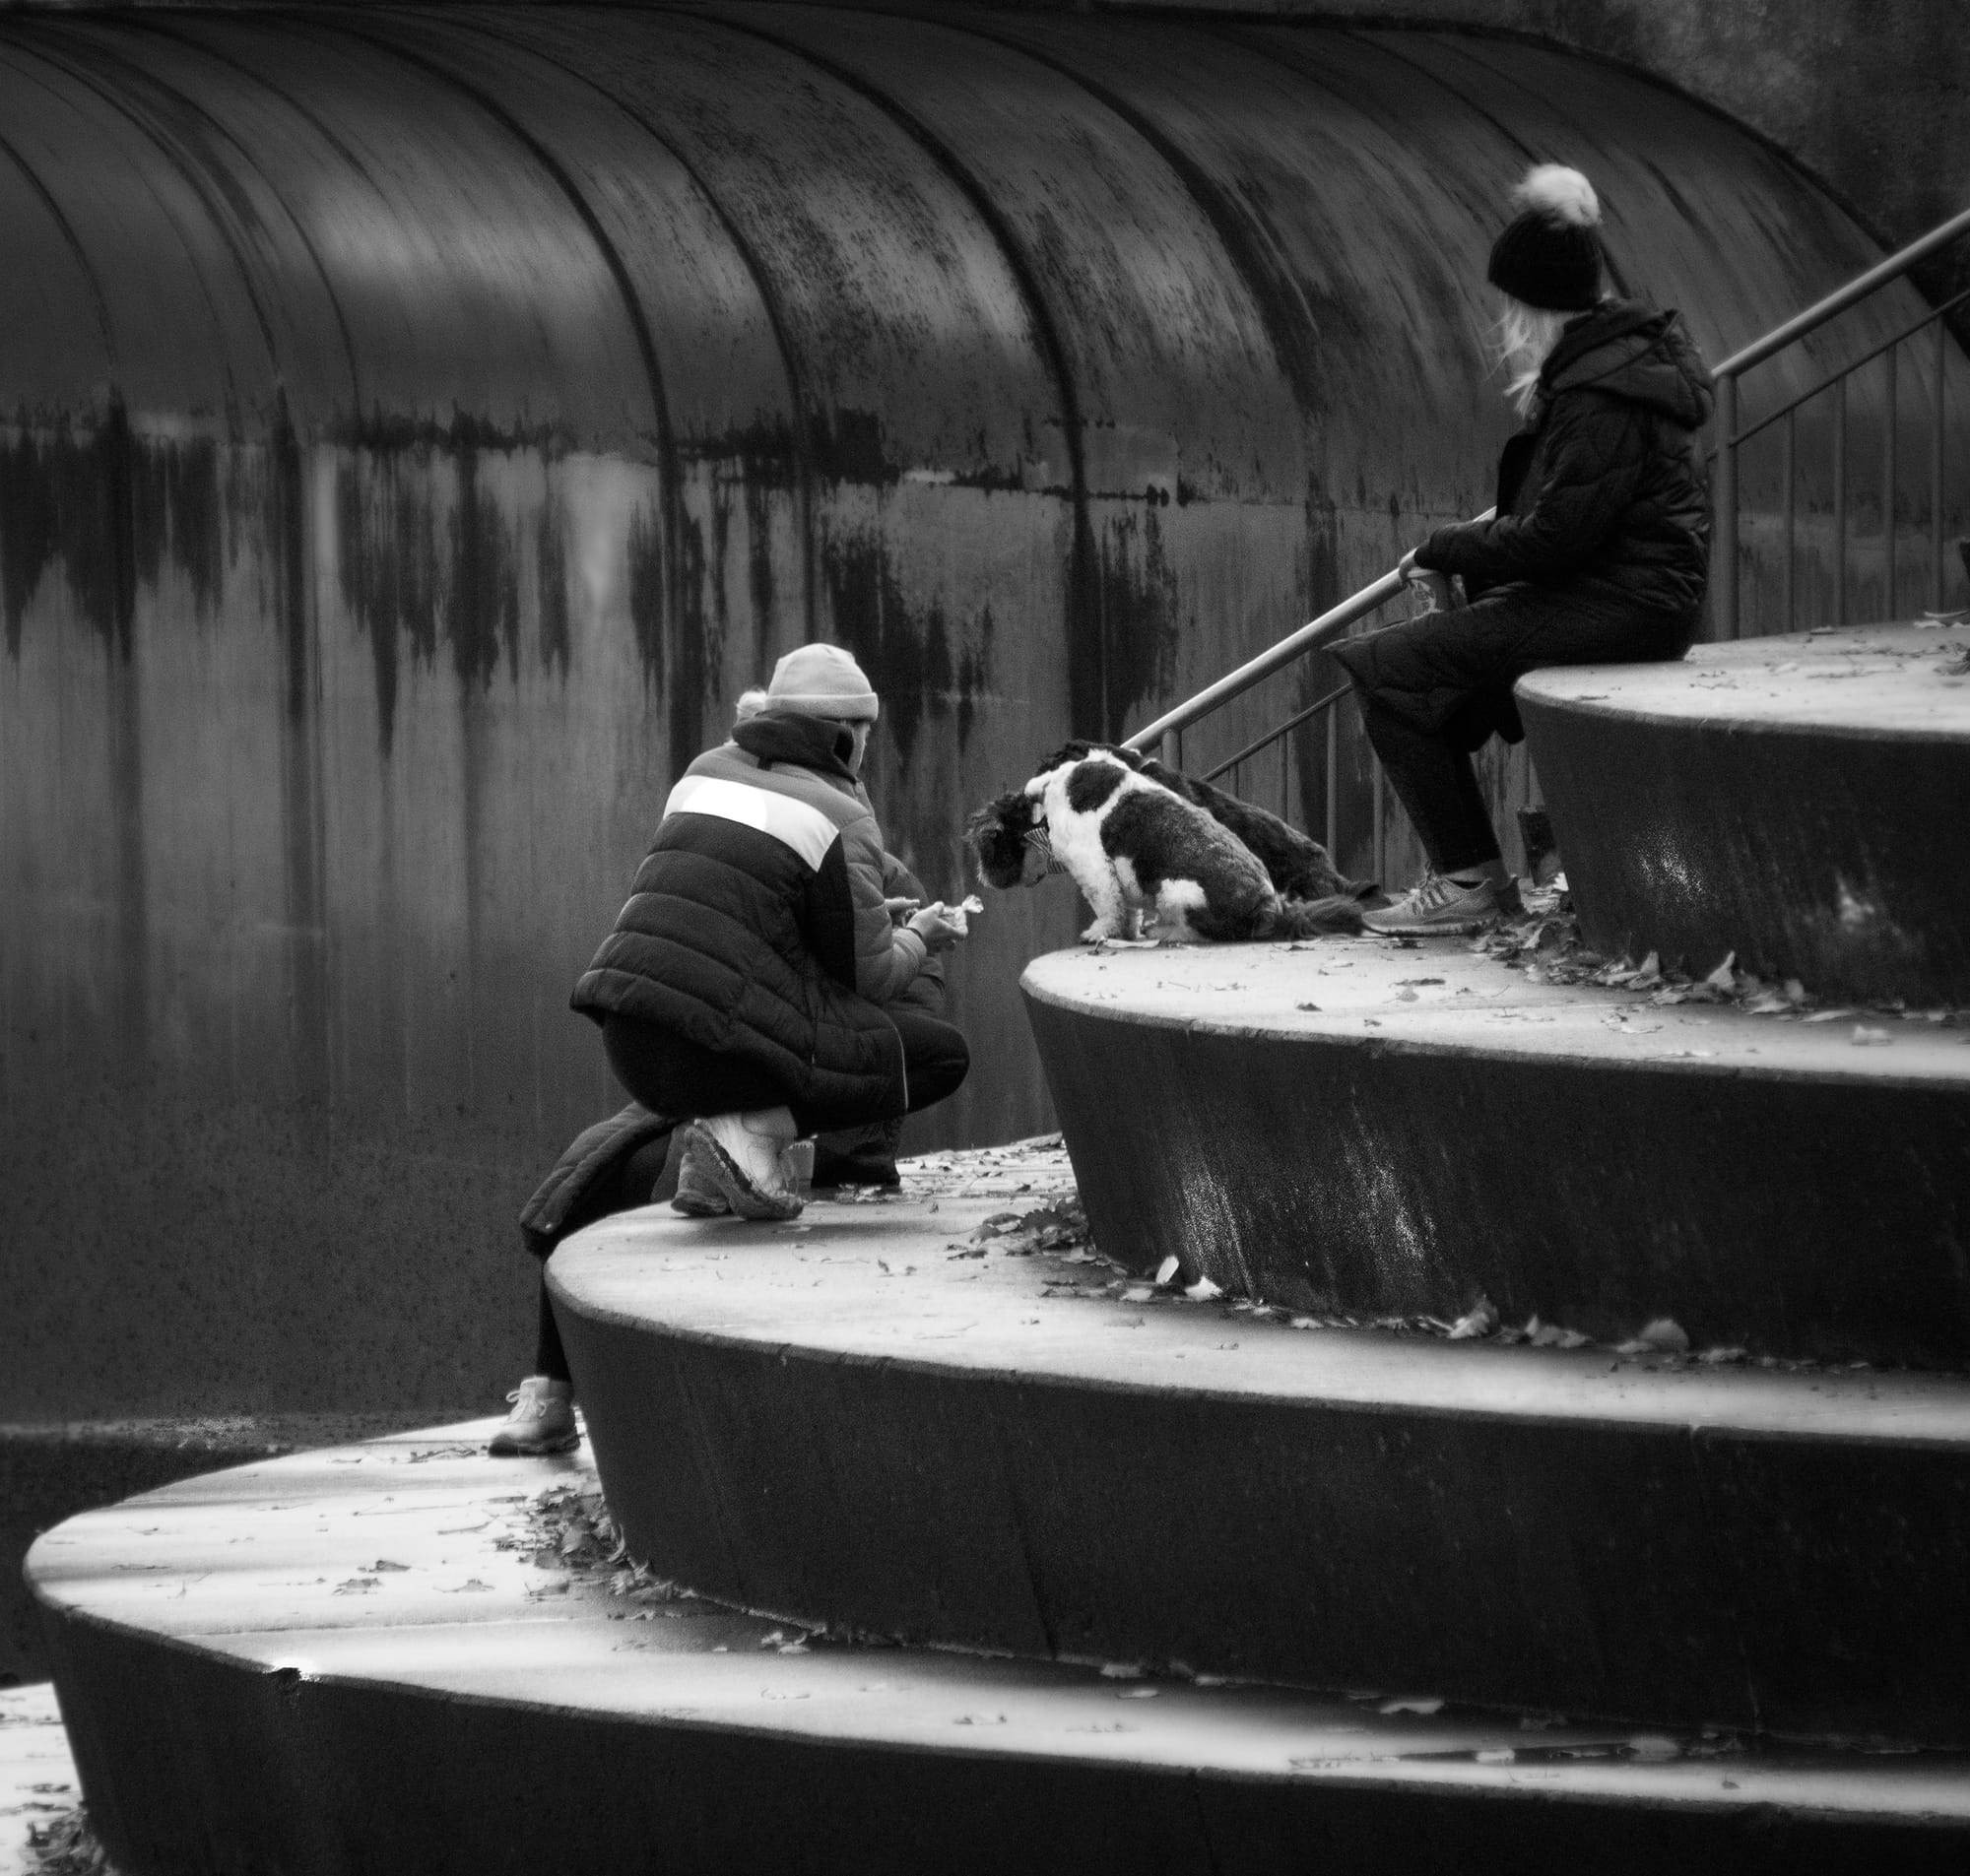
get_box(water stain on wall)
[1091,503,1183,742]
[0,411,226,659]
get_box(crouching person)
[489,644,967,1456]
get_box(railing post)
[1783,406,1797,633]
[1833,377,1849,625]
[1883,342,1899,619]
[1715,373,1739,640]
[1160,728,1181,773]
[1935,317,1948,614]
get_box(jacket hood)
[732,710,862,788]
[1543,298,1714,428]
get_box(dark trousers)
[601,1009,969,1139]
[1359,696,1504,873]
[1341,580,1697,875]
[532,1127,678,1382]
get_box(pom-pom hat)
[763,642,880,721]
[1487,164,1605,312]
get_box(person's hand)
[883,896,921,926]
[907,902,966,953]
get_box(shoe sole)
[1362,915,1498,938]
[487,1430,581,1457]
[670,1189,730,1217]
[682,1121,804,1222]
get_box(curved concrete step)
[543,1160,1970,1747]
[1022,938,1970,1369]
[1517,624,1970,1004]
[29,1427,1970,1876]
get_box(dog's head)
[965,789,1053,889]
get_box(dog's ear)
[1032,740,1144,779]
[965,792,1037,889]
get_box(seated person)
[491,644,967,1455]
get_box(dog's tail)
[1260,892,1366,939]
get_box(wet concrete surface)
[26,1413,1970,1872]
[0,1684,77,1876]
[1023,936,1970,1367]
[1520,626,1970,1003]
[546,1146,1970,1745]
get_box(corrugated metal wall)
[2,3,1958,1415]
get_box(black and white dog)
[967,744,1368,943]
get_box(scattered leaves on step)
[1447,1296,1498,1340]
[1099,1662,1147,1680]
[1182,1275,1224,1302]
[363,1559,411,1573]
[1378,1697,1444,1716]
[1120,1286,1156,1304]
[1628,1735,1681,1762]
[1116,1687,1159,1701]
[1851,1025,1893,1046]
[954,1713,1007,1725]
[332,1577,378,1594]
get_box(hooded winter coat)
[1336,299,1714,740]
[570,711,929,1120]
[1417,299,1715,609]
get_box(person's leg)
[1356,697,1503,877]
[493,1124,680,1456]
[814,971,953,1188]
[603,1014,808,1220]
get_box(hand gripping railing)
[1121,514,1492,787]
[1714,203,1970,638]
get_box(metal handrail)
[1125,203,1970,854]
[1714,204,1970,637]
[1122,507,1493,761]
[1712,205,1970,379]
[1724,283,1970,453]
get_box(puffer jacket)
[570,711,929,1119]
[1415,299,1714,614]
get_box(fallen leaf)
[1155,1255,1181,1287]
[1099,1662,1146,1680]
[1634,1317,1690,1353]
[1120,1286,1155,1304]
[1448,1296,1497,1340]
[1703,952,1738,992]
[1116,1687,1159,1701]
[1378,1697,1444,1716]
[1183,1275,1224,1302]
[364,1559,411,1573]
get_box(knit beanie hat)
[1486,164,1605,312]
[763,643,880,721]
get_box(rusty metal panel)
[2,6,1963,1421]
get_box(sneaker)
[1362,871,1501,937]
[670,1133,731,1217]
[684,1107,806,1221]
[489,1377,579,1456]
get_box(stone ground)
[0,1684,89,1874]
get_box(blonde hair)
[1491,297,1569,420]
